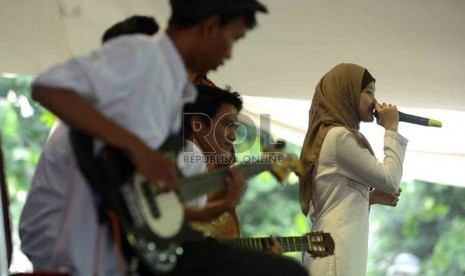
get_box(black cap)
[170,0,268,14]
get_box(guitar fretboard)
[223,236,309,253]
[178,162,271,202]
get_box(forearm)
[369,191,375,205]
[32,85,143,152]
[336,128,407,194]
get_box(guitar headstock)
[261,144,303,182]
[305,231,335,258]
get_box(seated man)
[180,84,244,238]
[181,84,284,255]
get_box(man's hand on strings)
[267,235,284,255]
[127,139,178,193]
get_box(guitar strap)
[69,129,110,223]
[69,129,142,273]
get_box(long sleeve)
[332,127,408,193]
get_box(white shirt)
[303,127,408,276]
[177,140,208,207]
[19,33,196,276]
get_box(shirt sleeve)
[178,157,208,207]
[177,143,208,207]
[333,128,408,193]
[32,35,150,105]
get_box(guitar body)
[100,148,204,273]
[190,210,240,239]
[71,132,203,274]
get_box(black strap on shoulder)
[69,129,109,223]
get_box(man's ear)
[198,15,221,37]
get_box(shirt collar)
[185,140,200,152]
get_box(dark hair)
[183,85,243,138]
[102,15,159,44]
[169,0,267,29]
[361,70,376,92]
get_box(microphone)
[373,111,442,128]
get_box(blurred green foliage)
[369,180,465,275]
[234,123,309,237]
[0,75,55,246]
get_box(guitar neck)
[223,236,310,253]
[178,162,271,202]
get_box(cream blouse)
[303,127,408,276]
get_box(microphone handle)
[398,111,429,126]
[373,111,442,127]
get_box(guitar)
[70,131,302,274]
[186,141,300,240]
[222,231,335,258]
[190,210,241,239]
[177,149,302,202]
